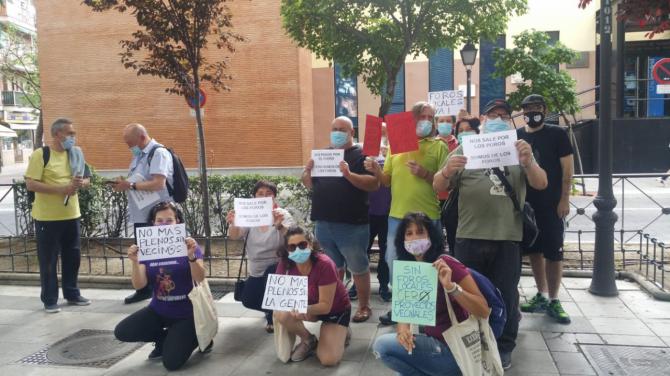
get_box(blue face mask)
[330,131,348,148]
[437,122,453,136]
[130,146,142,157]
[288,248,312,264]
[457,131,476,144]
[416,120,433,138]
[484,118,510,134]
[61,136,75,151]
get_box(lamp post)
[460,42,478,114]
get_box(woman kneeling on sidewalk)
[114,201,210,371]
[373,212,490,376]
[273,226,351,366]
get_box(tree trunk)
[192,74,212,256]
[378,70,398,118]
[35,111,43,148]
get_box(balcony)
[1,91,32,107]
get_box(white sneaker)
[291,334,317,362]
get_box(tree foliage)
[493,30,579,115]
[579,0,670,38]
[281,0,528,117]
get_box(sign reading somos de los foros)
[136,224,188,262]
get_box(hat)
[483,99,512,115]
[521,94,547,109]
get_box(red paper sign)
[385,111,418,155]
[363,115,383,156]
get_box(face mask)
[130,146,142,157]
[484,117,510,134]
[524,111,545,128]
[330,131,348,148]
[61,136,75,151]
[457,131,476,144]
[437,122,453,137]
[416,120,433,138]
[404,238,432,257]
[288,248,312,264]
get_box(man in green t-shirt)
[25,118,91,313]
[365,101,449,325]
[433,99,548,371]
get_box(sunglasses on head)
[287,241,309,252]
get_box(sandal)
[265,324,274,333]
[352,306,372,323]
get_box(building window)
[388,64,406,114]
[429,48,454,92]
[479,35,506,115]
[334,63,358,128]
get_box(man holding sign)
[433,99,547,370]
[302,116,379,323]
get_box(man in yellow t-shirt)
[24,118,91,313]
[365,101,449,325]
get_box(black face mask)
[524,111,545,128]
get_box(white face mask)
[404,238,431,257]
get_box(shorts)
[315,221,370,274]
[522,206,565,261]
[317,306,351,327]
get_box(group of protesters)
[24,93,574,374]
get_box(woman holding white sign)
[373,212,490,375]
[273,226,351,366]
[114,201,209,371]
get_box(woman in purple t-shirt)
[373,212,489,375]
[274,226,351,366]
[114,201,208,371]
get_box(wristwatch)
[446,283,463,297]
[188,257,197,263]
[130,182,137,190]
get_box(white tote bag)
[273,312,296,363]
[442,292,503,376]
[188,278,219,351]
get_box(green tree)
[493,30,579,115]
[281,0,528,117]
[579,0,669,38]
[82,0,244,253]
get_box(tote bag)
[188,278,219,351]
[273,312,296,363]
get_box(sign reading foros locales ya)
[392,260,438,326]
[311,149,344,177]
[233,197,274,227]
[461,130,519,170]
[428,90,465,116]
[261,274,309,313]
[136,224,188,262]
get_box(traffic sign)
[186,89,207,109]
[652,58,670,85]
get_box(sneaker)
[348,285,358,301]
[291,334,317,362]
[148,342,163,359]
[67,296,91,306]
[379,286,392,302]
[520,293,548,313]
[546,299,571,324]
[379,310,396,326]
[44,304,61,313]
[500,351,512,370]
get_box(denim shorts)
[314,221,370,274]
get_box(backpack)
[468,267,507,339]
[147,145,189,203]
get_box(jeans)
[369,214,389,288]
[114,306,199,371]
[373,333,462,376]
[386,217,442,282]
[315,221,370,274]
[454,238,521,353]
[35,219,81,306]
[241,264,276,325]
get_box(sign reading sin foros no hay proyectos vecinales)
[136,224,188,262]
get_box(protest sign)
[385,111,419,155]
[363,114,383,156]
[234,197,274,227]
[392,260,438,326]
[311,149,344,177]
[127,173,160,210]
[428,90,465,116]
[136,224,188,262]
[461,130,519,169]
[261,274,308,313]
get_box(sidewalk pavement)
[0,275,669,376]
[0,161,28,184]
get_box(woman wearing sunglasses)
[273,226,351,366]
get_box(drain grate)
[580,344,670,376]
[210,286,229,300]
[18,329,143,368]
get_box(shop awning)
[0,126,17,138]
[9,123,38,130]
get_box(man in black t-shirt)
[516,95,574,324]
[302,116,380,323]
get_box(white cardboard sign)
[461,130,519,169]
[428,90,465,116]
[261,274,309,313]
[311,149,344,177]
[127,173,161,210]
[136,224,188,262]
[233,197,274,227]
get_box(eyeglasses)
[287,241,309,252]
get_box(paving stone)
[505,349,559,374]
[601,334,666,347]
[645,319,670,337]
[543,332,580,353]
[576,301,636,318]
[561,279,593,290]
[515,331,548,351]
[587,317,654,336]
[574,334,603,345]
[624,298,670,319]
[551,352,596,375]
[615,279,642,291]
[520,315,597,334]
[567,289,623,304]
